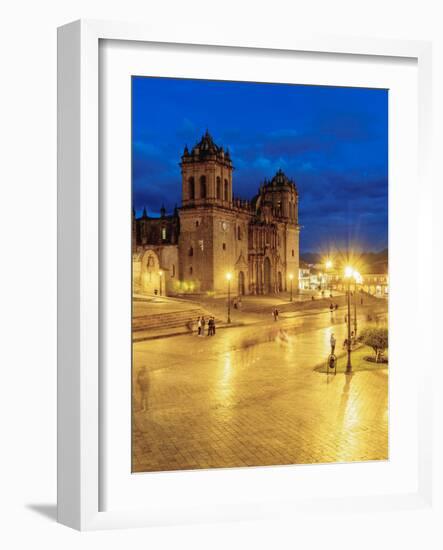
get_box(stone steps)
[133,307,215,332]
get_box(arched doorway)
[278,271,283,292]
[264,257,272,294]
[140,250,161,295]
[238,271,245,295]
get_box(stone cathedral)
[132,131,300,296]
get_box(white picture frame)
[57,19,433,531]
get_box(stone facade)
[133,131,300,296]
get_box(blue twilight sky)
[132,77,388,253]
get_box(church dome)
[265,168,298,192]
[192,130,221,155]
[181,130,232,167]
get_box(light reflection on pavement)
[132,311,388,472]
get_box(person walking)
[137,366,150,412]
[201,316,206,336]
[197,316,202,336]
[330,332,336,355]
[212,316,216,335]
[208,317,213,336]
[329,303,334,314]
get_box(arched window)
[172,264,175,277]
[189,266,193,275]
[188,177,195,200]
[200,175,207,199]
[216,176,221,199]
[224,179,229,201]
[189,247,193,257]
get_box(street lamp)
[353,271,362,338]
[344,265,354,374]
[325,259,333,292]
[158,270,163,296]
[289,273,294,302]
[226,272,232,323]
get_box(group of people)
[330,330,357,356]
[232,297,242,309]
[329,303,340,313]
[196,315,216,336]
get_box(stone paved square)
[132,312,388,472]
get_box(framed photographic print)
[57,20,433,530]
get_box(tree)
[358,327,388,362]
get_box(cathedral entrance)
[238,271,245,295]
[264,257,272,294]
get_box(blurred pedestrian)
[197,316,202,336]
[137,366,150,412]
[330,333,336,355]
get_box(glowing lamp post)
[344,266,354,374]
[289,273,294,302]
[325,259,333,291]
[226,272,232,323]
[158,270,163,296]
[353,271,362,338]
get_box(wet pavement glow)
[132,311,388,472]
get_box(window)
[189,247,193,257]
[200,175,207,199]
[224,179,229,201]
[189,266,193,275]
[188,177,195,200]
[161,227,167,240]
[222,243,226,250]
[195,220,199,227]
[216,176,221,199]
[172,264,175,277]
[292,249,295,257]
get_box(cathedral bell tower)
[180,130,233,208]
[178,131,234,292]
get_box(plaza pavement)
[132,309,388,472]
